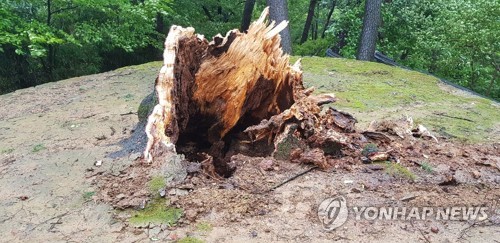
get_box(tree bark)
[321,0,336,38]
[266,0,293,54]
[240,0,256,32]
[356,0,382,61]
[300,0,318,44]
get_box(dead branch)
[269,166,318,191]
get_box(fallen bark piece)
[412,124,438,142]
[367,116,413,139]
[361,131,392,144]
[290,148,329,169]
[324,108,357,133]
[368,152,390,162]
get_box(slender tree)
[321,0,336,38]
[267,0,292,54]
[300,0,317,44]
[356,0,382,61]
[241,0,256,32]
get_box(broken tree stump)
[144,7,345,176]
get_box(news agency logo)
[318,196,490,231]
[317,196,349,231]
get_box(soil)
[0,62,498,242]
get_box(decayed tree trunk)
[144,8,315,176]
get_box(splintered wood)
[144,7,432,176]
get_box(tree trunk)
[469,60,476,89]
[321,0,336,38]
[266,0,293,54]
[486,70,496,97]
[156,12,164,34]
[313,19,318,39]
[240,0,256,32]
[202,6,214,21]
[46,0,54,81]
[144,8,345,176]
[333,30,347,55]
[486,62,499,97]
[356,0,382,61]
[300,0,318,44]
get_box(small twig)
[120,112,137,116]
[29,212,70,231]
[82,114,96,119]
[433,112,474,122]
[269,166,318,191]
[110,126,116,136]
[457,220,494,241]
[458,221,477,241]
[201,171,223,183]
[411,221,431,243]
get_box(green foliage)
[0,0,173,94]
[361,143,378,157]
[166,0,243,38]
[293,38,333,57]
[420,161,433,173]
[83,191,96,200]
[297,0,499,99]
[328,1,364,58]
[0,0,497,100]
[32,143,46,152]
[379,0,499,100]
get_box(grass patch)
[178,237,204,243]
[129,198,183,226]
[196,221,213,232]
[128,177,182,227]
[32,144,46,153]
[148,176,166,193]
[123,94,134,101]
[83,191,95,201]
[1,148,14,154]
[420,161,434,173]
[384,162,416,181]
